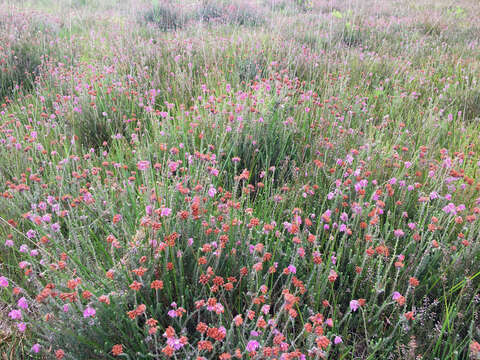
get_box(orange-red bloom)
[112,344,123,356]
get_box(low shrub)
[142,3,187,31]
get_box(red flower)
[151,280,164,290]
[328,269,338,283]
[55,349,65,359]
[162,345,174,357]
[470,341,480,354]
[129,281,143,291]
[112,344,123,356]
[409,277,419,287]
[316,335,330,349]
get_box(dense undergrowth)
[0,0,479,359]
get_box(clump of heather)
[1,0,480,359]
[197,1,265,26]
[0,9,72,100]
[141,1,188,31]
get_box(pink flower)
[17,297,28,310]
[208,187,217,198]
[83,306,96,318]
[31,344,41,353]
[82,192,94,203]
[207,302,224,314]
[137,160,150,171]
[334,336,343,344]
[246,340,260,352]
[17,322,26,332]
[145,205,153,216]
[393,229,405,237]
[8,309,22,319]
[160,207,172,217]
[168,161,179,172]
[166,337,184,350]
[392,292,402,300]
[350,300,360,312]
[287,265,296,274]
[0,276,8,287]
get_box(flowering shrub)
[1,0,480,359]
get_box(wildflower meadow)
[0,0,479,358]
